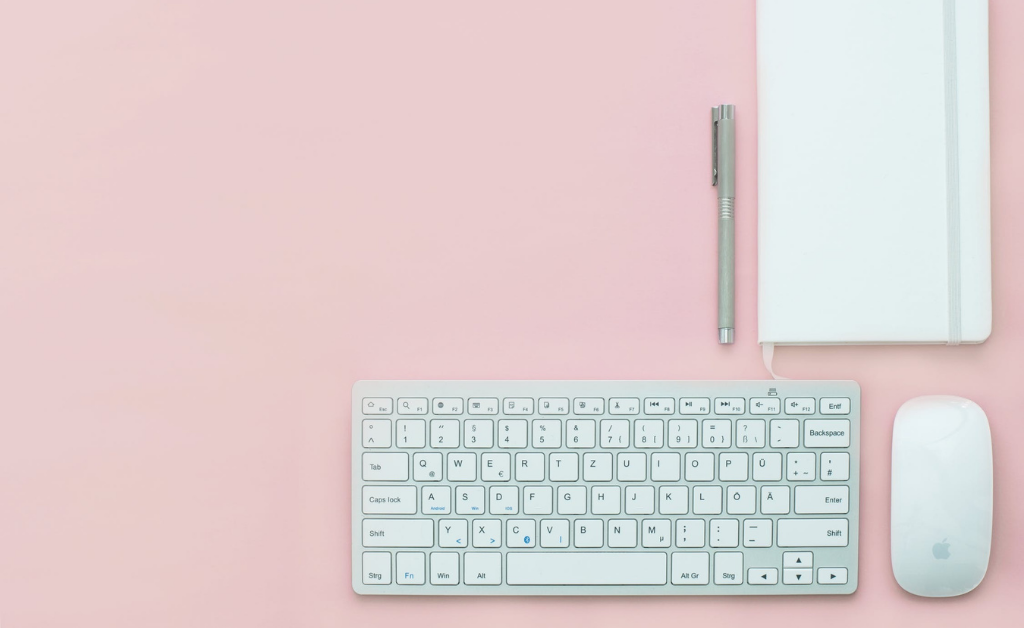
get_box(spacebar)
[507,552,667,585]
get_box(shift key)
[777,519,849,547]
[363,519,434,547]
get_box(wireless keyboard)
[351,380,859,595]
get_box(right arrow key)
[817,567,849,584]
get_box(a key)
[455,486,485,515]
[413,452,442,481]
[574,519,604,548]
[770,419,800,447]
[507,519,537,548]
[362,519,433,547]
[743,519,773,548]
[624,486,655,515]
[644,398,675,415]
[532,419,562,448]
[777,519,849,547]
[787,452,816,481]
[714,552,743,585]
[710,519,739,548]
[753,452,783,481]
[821,453,851,481]
[685,452,715,481]
[472,519,502,548]
[489,486,519,514]
[463,419,494,449]
[573,398,604,415]
[617,453,647,481]
[523,486,553,515]
[422,486,451,514]
[693,486,723,515]
[804,419,851,447]
[497,419,528,448]
[446,453,476,481]
[583,452,613,481]
[678,398,711,415]
[566,419,597,448]
[514,452,545,482]
[397,397,428,415]
[658,486,688,515]
[591,486,622,515]
[668,419,698,448]
[634,419,664,448]
[464,553,502,585]
[548,453,579,482]
[430,419,460,448]
[467,398,499,415]
[609,398,640,415]
[702,419,732,448]
[362,453,409,481]
[362,398,393,415]
[557,486,587,515]
[725,486,756,514]
[671,552,710,584]
[794,486,850,514]
[736,419,766,448]
[396,552,425,585]
[651,452,681,481]
[714,398,745,415]
[362,551,392,585]
[438,519,468,548]
[538,397,569,415]
[540,519,570,548]
[430,552,460,585]
[719,452,749,481]
[432,398,463,415]
[480,453,511,482]
[600,419,630,448]
[396,419,426,448]
[362,486,417,514]
[675,519,706,548]
[503,397,534,415]
[362,419,392,448]
[641,519,672,548]
[760,485,791,515]
[608,519,638,547]
[507,553,667,585]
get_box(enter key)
[794,486,850,514]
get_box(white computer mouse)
[891,396,993,597]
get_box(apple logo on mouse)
[932,538,951,560]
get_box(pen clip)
[711,107,720,186]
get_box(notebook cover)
[757,0,991,345]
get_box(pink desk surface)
[2,1,1024,626]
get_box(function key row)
[362,397,851,417]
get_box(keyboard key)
[532,419,561,448]
[753,452,783,481]
[821,453,851,481]
[422,486,451,514]
[523,486,553,515]
[714,552,743,584]
[591,486,621,515]
[668,419,698,448]
[671,552,710,584]
[574,519,604,548]
[719,453,748,481]
[468,398,499,415]
[678,398,711,415]
[641,519,671,547]
[685,452,715,481]
[430,419,460,448]
[748,567,778,585]
[396,419,426,448]
[362,551,392,584]
[447,453,476,481]
[540,519,570,547]
[783,551,813,568]
[573,397,605,415]
[432,398,463,415]
[725,486,756,515]
[820,397,851,414]
[507,519,537,548]
[557,486,587,514]
[634,420,664,448]
[794,486,850,514]
[786,452,816,481]
[363,519,433,547]
[675,519,706,547]
[430,552,460,585]
[362,419,391,448]
[497,419,528,448]
[362,397,393,415]
[743,519,773,547]
[463,419,493,449]
[749,398,781,415]
[396,552,425,584]
[600,420,630,448]
[777,518,849,547]
[362,453,409,481]
[480,452,511,481]
[549,453,579,482]
[472,519,501,548]
[783,568,812,584]
[736,419,766,448]
[489,486,519,514]
[658,486,688,514]
[507,553,667,585]
[438,519,468,548]
[464,552,502,585]
[624,486,655,515]
[515,453,545,482]
[566,419,596,448]
[609,398,640,415]
[455,486,485,515]
[702,420,732,448]
[651,452,681,481]
[760,486,791,515]
[538,398,569,415]
[413,452,442,481]
[804,419,851,447]
[617,453,647,481]
[583,453,613,481]
[784,397,815,414]
[693,486,723,515]
[608,519,638,547]
[644,398,675,415]
[709,519,739,547]
[503,397,534,415]
[397,397,428,415]
[362,486,417,514]
[770,419,800,447]
[714,398,744,415]
[817,567,848,584]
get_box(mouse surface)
[891,396,992,597]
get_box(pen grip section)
[718,197,735,332]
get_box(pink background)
[2,1,1023,625]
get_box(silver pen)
[712,104,735,344]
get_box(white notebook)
[757,0,991,345]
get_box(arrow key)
[747,567,779,585]
[783,551,813,568]
[783,568,813,584]
[817,567,849,584]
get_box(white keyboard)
[351,381,859,595]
